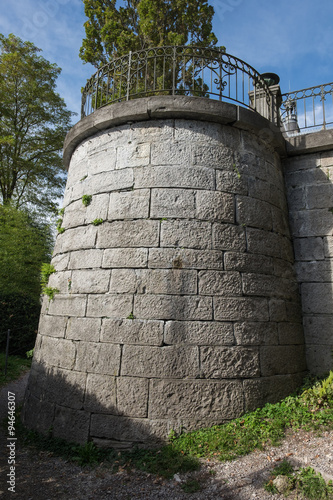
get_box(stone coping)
[285,128,333,156]
[63,96,286,169]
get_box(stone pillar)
[22,96,306,448]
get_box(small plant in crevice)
[41,263,59,301]
[91,218,104,226]
[26,348,34,359]
[232,163,241,179]
[56,208,65,234]
[80,174,88,182]
[127,312,135,320]
[82,194,92,207]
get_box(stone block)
[269,299,287,322]
[38,336,76,370]
[160,219,212,249]
[302,283,333,314]
[68,249,103,269]
[236,196,273,230]
[84,374,117,413]
[66,317,101,342]
[46,294,87,317]
[86,294,133,318]
[164,321,234,345]
[108,189,150,219]
[234,322,278,345]
[248,178,285,209]
[235,151,268,182]
[117,377,149,417]
[151,141,191,166]
[134,165,215,190]
[215,169,248,195]
[148,248,224,270]
[47,271,72,294]
[87,146,117,174]
[51,253,70,271]
[200,346,260,378]
[101,319,163,345]
[174,119,222,144]
[192,143,234,169]
[260,345,306,376]
[71,269,111,294]
[285,301,303,323]
[303,315,333,345]
[289,209,333,238]
[53,225,98,255]
[278,323,304,345]
[116,143,150,168]
[62,193,109,228]
[244,374,304,411]
[90,413,168,444]
[22,393,55,436]
[97,220,159,248]
[110,268,197,295]
[53,405,90,444]
[38,314,67,338]
[285,186,306,211]
[293,237,324,261]
[224,252,273,274]
[242,273,298,300]
[306,345,333,376]
[70,168,134,201]
[246,228,282,258]
[198,270,242,296]
[324,236,333,257]
[271,206,290,236]
[295,260,332,283]
[148,379,243,419]
[43,366,87,409]
[134,294,212,321]
[214,297,269,321]
[306,183,333,209]
[196,191,234,223]
[212,224,246,251]
[75,342,121,375]
[150,188,195,218]
[103,248,148,268]
[131,119,174,142]
[121,345,199,378]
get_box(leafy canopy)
[80,0,218,67]
[0,204,53,299]
[0,34,74,217]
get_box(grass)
[265,460,333,498]
[0,352,31,388]
[9,370,333,487]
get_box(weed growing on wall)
[82,194,92,207]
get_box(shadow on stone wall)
[284,150,333,374]
[22,359,166,450]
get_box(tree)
[0,205,53,355]
[0,34,74,218]
[80,0,218,67]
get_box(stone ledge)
[285,128,333,156]
[63,96,285,169]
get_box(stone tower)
[22,94,307,448]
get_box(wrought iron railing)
[281,82,333,134]
[81,45,273,121]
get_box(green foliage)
[0,205,53,298]
[91,218,104,225]
[82,194,92,207]
[0,34,74,218]
[181,478,201,493]
[265,461,333,499]
[56,209,65,234]
[0,352,31,387]
[127,312,135,319]
[0,293,41,355]
[80,0,219,67]
[40,263,58,301]
[26,348,34,359]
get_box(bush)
[0,293,41,356]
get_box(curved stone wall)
[23,97,306,448]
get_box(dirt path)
[0,373,332,500]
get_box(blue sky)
[1,0,333,123]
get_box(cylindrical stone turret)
[22,96,306,448]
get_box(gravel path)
[1,373,332,500]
